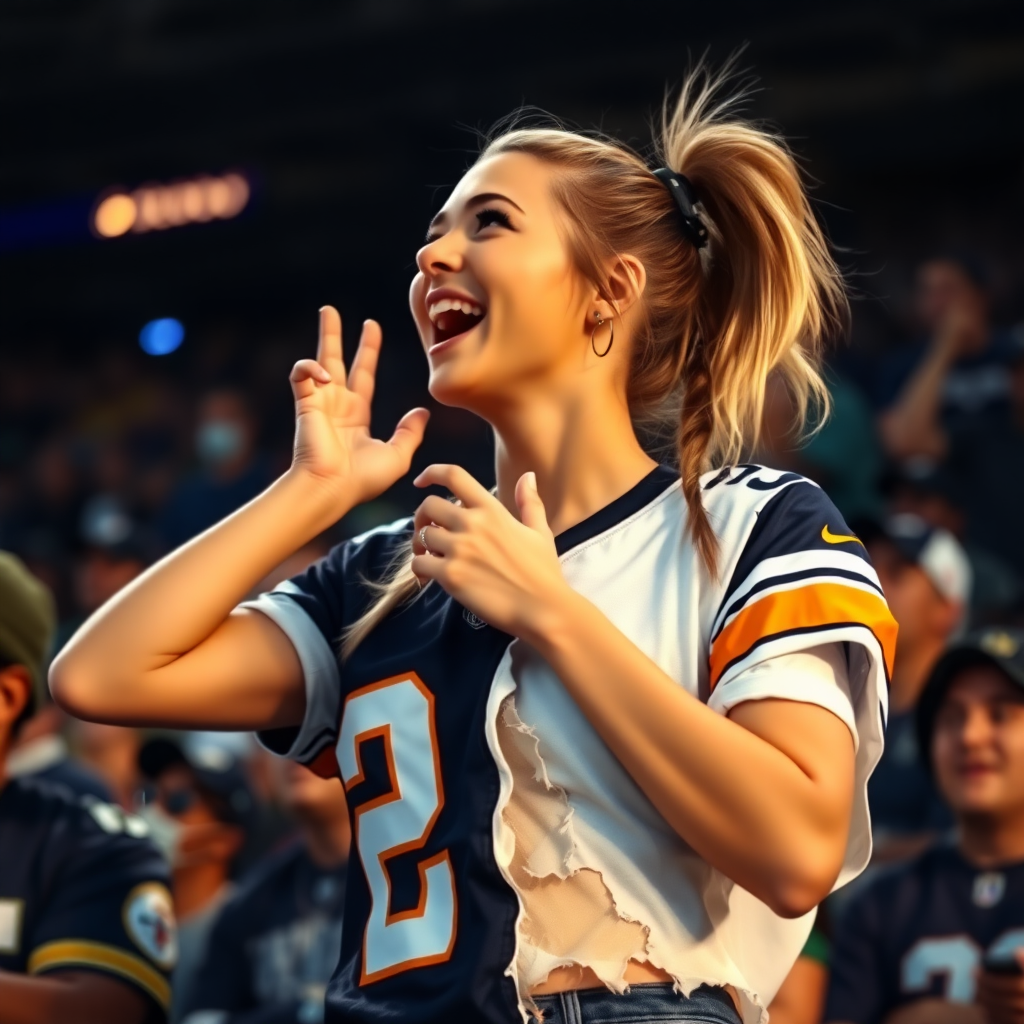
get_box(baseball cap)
[0,551,57,719]
[876,513,972,608]
[138,732,254,825]
[916,627,1024,767]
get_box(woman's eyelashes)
[422,207,514,245]
[474,207,513,232]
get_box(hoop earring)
[591,313,614,357]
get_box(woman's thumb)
[516,472,551,535]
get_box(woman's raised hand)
[289,306,430,507]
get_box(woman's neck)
[489,386,656,537]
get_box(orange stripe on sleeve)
[709,582,897,690]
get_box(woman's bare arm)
[50,470,340,729]
[50,308,428,731]
[530,589,856,919]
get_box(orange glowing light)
[96,172,250,238]
[93,193,138,237]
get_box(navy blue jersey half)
[826,842,1024,1022]
[181,841,347,1023]
[0,776,177,1020]
[246,468,685,1024]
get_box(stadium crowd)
[2,250,1024,1022]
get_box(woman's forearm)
[526,589,855,918]
[51,469,348,716]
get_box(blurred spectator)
[56,531,154,805]
[767,906,831,1024]
[757,372,884,522]
[876,256,1019,461]
[862,515,971,862]
[137,734,254,1020]
[945,332,1024,582]
[825,627,1024,1024]
[0,551,177,1023]
[70,720,143,808]
[158,389,273,551]
[885,461,1023,624]
[6,690,112,802]
[62,530,154,640]
[181,759,350,1024]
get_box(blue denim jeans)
[530,983,742,1024]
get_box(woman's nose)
[416,234,464,277]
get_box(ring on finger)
[419,525,430,553]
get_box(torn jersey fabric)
[239,465,894,1024]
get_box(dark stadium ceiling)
[1,0,1022,345]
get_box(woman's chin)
[427,364,481,409]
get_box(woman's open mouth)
[427,295,486,353]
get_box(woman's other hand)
[410,465,568,641]
[290,306,430,506]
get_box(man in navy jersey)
[181,757,349,1024]
[826,626,1024,1024]
[0,551,177,1023]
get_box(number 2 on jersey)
[338,673,457,984]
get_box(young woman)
[52,69,896,1024]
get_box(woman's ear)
[603,253,647,319]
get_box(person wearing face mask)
[158,390,272,552]
[136,734,253,1021]
[53,64,895,1024]
[181,758,349,1024]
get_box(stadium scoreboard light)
[92,173,250,238]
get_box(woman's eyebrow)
[428,192,525,230]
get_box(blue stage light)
[139,318,185,356]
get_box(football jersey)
[825,841,1024,1022]
[240,464,894,1024]
[0,775,177,1020]
[181,840,347,1023]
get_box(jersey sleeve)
[238,518,413,774]
[26,799,177,1018]
[824,885,888,1024]
[705,474,896,886]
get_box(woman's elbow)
[765,878,832,920]
[49,649,109,721]
[763,847,844,919]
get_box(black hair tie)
[653,167,708,251]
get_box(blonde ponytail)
[342,60,846,656]
[657,64,847,574]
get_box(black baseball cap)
[138,733,254,825]
[916,627,1024,768]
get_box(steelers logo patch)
[123,883,178,969]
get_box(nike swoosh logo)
[822,525,864,546]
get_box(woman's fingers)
[384,407,430,468]
[413,523,454,558]
[413,464,494,508]
[289,359,333,401]
[413,495,465,534]
[316,306,347,384]
[347,320,382,407]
